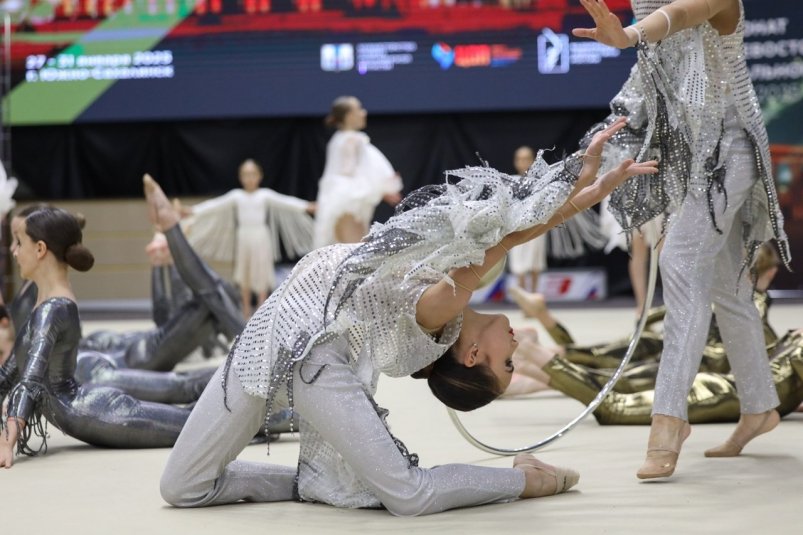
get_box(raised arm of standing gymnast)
[572,0,741,49]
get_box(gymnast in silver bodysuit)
[0,206,249,464]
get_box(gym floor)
[5,301,802,534]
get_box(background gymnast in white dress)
[312,96,403,248]
[181,159,315,318]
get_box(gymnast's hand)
[585,116,626,157]
[0,429,15,469]
[594,158,659,200]
[576,116,628,190]
[572,0,632,49]
[0,416,23,468]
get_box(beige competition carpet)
[4,302,802,535]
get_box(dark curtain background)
[9,108,642,295]
[10,109,609,199]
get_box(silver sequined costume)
[70,228,247,402]
[7,247,238,404]
[587,0,788,264]
[583,0,784,419]
[161,153,581,514]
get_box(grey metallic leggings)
[164,225,245,339]
[160,340,524,516]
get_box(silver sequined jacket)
[587,0,789,266]
[227,152,582,507]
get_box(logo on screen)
[490,45,522,67]
[321,44,354,72]
[433,43,521,70]
[432,43,455,70]
[537,28,570,74]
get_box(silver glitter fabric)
[0,298,192,454]
[231,153,581,399]
[79,246,244,373]
[583,0,789,268]
[10,267,223,402]
[292,338,525,511]
[226,154,579,507]
[161,354,525,513]
[12,277,217,374]
[653,126,779,419]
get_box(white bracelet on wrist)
[656,8,672,40]
[624,26,641,47]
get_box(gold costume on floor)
[550,321,665,370]
[540,292,796,425]
[543,330,803,425]
[552,292,777,375]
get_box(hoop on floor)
[448,243,661,456]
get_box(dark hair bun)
[425,348,501,412]
[65,243,95,272]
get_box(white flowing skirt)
[508,235,547,275]
[234,226,275,293]
[313,172,401,249]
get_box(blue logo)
[431,43,454,70]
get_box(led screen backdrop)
[5,0,641,124]
[5,1,798,126]
[3,0,802,287]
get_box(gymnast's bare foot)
[508,286,547,319]
[143,174,179,231]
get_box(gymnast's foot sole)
[143,174,179,231]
